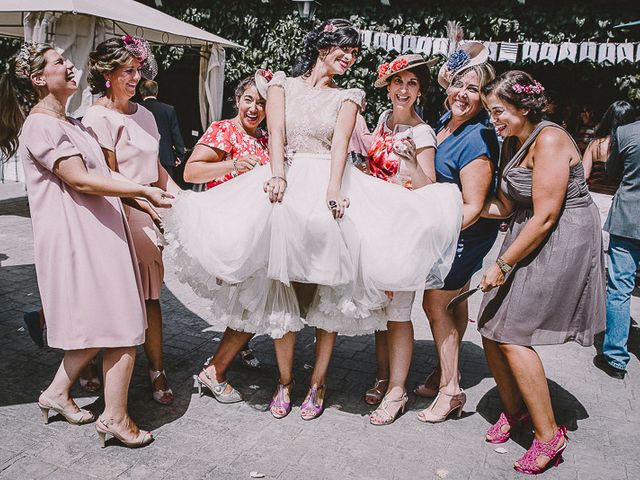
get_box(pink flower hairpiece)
[512,80,545,95]
[122,34,147,61]
[323,24,337,33]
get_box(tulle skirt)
[164,153,462,338]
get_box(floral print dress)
[197,119,269,188]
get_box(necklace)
[32,104,66,119]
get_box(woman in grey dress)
[477,71,605,475]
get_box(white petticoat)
[164,153,462,338]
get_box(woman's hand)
[235,154,260,173]
[326,188,350,219]
[393,136,418,169]
[142,186,174,209]
[263,176,287,203]
[479,263,506,292]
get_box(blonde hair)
[0,42,53,159]
[444,63,496,111]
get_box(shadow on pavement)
[475,379,589,449]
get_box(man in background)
[139,79,186,182]
[594,118,640,380]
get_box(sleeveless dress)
[478,122,606,346]
[19,114,147,349]
[165,72,462,338]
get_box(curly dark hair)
[482,70,549,123]
[88,38,137,95]
[292,19,361,77]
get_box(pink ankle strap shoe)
[485,411,530,444]
[514,426,569,475]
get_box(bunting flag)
[359,30,639,65]
[558,42,578,62]
[538,43,559,63]
[617,43,635,63]
[498,42,519,62]
[522,42,540,62]
[598,43,617,65]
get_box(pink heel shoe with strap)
[269,380,293,419]
[485,410,530,444]
[300,384,326,421]
[514,426,569,475]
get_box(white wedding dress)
[165,72,462,338]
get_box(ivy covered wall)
[153,0,640,124]
[1,0,639,128]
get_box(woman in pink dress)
[183,73,269,403]
[83,36,181,405]
[0,43,172,447]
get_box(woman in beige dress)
[0,43,172,447]
[83,36,181,405]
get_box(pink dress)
[19,114,146,349]
[83,104,163,300]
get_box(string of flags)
[360,30,640,65]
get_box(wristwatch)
[495,257,513,275]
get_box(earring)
[417,95,422,103]
[105,80,111,88]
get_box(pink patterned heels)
[514,426,569,475]
[485,411,530,444]
[269,381,293,419]
[300,384,326,421]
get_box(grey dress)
[478,122,605,347]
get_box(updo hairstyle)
[482,70,549,123]
[88,38,137,95]
[292,19,361,77]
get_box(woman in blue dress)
[416,42,502,423]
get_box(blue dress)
[435,110,501,290]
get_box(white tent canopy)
[0,0,239,124]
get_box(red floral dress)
[368,110,437,188]
[197,119,269,188]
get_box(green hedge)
[155,0,640,123]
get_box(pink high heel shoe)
[269,380,293,419]
[514,426,569,475]
[300,385,326,421]
[485,411,530,444]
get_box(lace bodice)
[268,71,365,154]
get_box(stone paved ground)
[1,182,639,480]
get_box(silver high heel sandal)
[38,393,95,425]
[193,356,242,404]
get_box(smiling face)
[320,45,359,76]
[35,49,77,97]
[236,84,266,131]
[446,69,483,120]
[485,92,531,139]
[106,57,141,100]
[387,70,421,110]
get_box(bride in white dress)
[165,19,462,420]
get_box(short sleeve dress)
[435,110,502,290]
[197,119,269,188]
[368,109,438,320]
[83,104,164,300]
[19,114,146,349]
